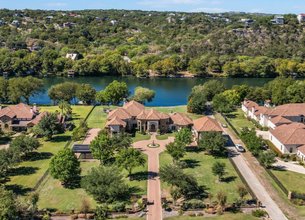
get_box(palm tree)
[216,191,227,213]
[58,100,72,117]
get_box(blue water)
[30,76,273,106]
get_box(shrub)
[181,199,206,211]
[252,209,268,217]
[112,202,126,212]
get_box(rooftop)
[270,123,305,145]
[193,116,222,132]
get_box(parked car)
[235,144,245,152]
[221,123,227,128]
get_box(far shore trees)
[49,148,81,188]
[132,86,155,104]
[48,82,79,104]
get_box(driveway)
[221,123,288,220]
[274,159,305,175]
[83,128,101,144]
[133,134,174,220]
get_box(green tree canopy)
[0,187,18,219]
[198,131,226,156]
[48,82,79,104]
[166,141,186,163]
[175,128,193,146]
[116,148,146,176]
[49,148,81,187]
[96,80,129,105]
[212,161,226,182]
[33,113,62,140]
[132,86,155,104]
[76,83,96,105]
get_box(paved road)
[274,159,305,174]
[222,125,288,220]
[133,134,174,220]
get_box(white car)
[235,144,245,152]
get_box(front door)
[150,124,156,132]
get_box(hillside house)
[297,14,305,23]
[271,15,284,25]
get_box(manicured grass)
[165,213,259,220]
[86,105,116,129]
[152,106,202,119]
[132,133,151,142]
[271,169,305,194]
[156,132,176,140]
[38,156,148,212]
[5,105,93,195]
[160,150,250,203]
[224,109,256,133]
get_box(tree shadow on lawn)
[181,159,200,169]
[129,186,142,196]
[129,171,149,181]
[5,184,32,196]
[8,166,39,177]
[23,152,53,161]
[51,135,71,143]
[222,175,237,183]
[225,113,238,119]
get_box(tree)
[259,151,276,168]
[72,120,89,141]
[212,161,226,182]
[0,150,13,180]
[212,92,235,113]
[240,128,264,156]
[116,148,146,176]
[198,132,226,156]
[48,82,79,104]
[90,130,115,165]
[166,141,186,163]
[0,78,8,103]
[8,76,43,104]
[111,133,132,150]
[175,128,193,146]
[10,135,40,158]
[49,148,81,187]
[33,113,62,140]
[95,205,109,220]
[97,80,129,105]
[237,185,248,201]
[58,100,72,117]
[76,84,96,105]
[82,166,130,203]
[0,187,18,219]
[133,86,155,104]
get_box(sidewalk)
[274,159,305,175]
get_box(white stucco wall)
[269,132,298,154]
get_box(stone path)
[83,128,101,144]
[274,159,305,175]
[133,134,174,220]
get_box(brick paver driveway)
[133,134,174,220]
[83,128,101,144]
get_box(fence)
[221,113,240,136]
[32,105,96,192]
[264,168,289,196]
[228,157,257,201]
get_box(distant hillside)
[0,9,304,78]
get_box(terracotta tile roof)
[137,109,169,121]
[298,145,305,155]
[106,116,127,127]
[243,100,259,110]
[123,100,145,117]
[28,111,48,126]
[268,103,305,117]
[193,116,222,132]
[270,123,305,145]
[170,112,193,126]
[254,106,270,116]
[0,103,36,119]
[107,108,131,120]
[269,116,292,125]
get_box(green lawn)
[86,105,117,129]
[152,106,202,119]
[5,105,93,195]
[271,169,305,194]
[165,213,259,220]
[132,132,151,142]
[38,156,148,212]
[160,150,250,203]
[156,132,176,140]
[224,109,256,133]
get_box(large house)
[242,100,305,160]
[105,100,219,139]
[0,103,45,132]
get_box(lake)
[30,76,273,106]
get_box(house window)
[289,148,293,153]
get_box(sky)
[0,0,305,14]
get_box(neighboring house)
[0,103,43,132]
[297,14,305,23]
[66,53,79,61]
[242,100,305,129]
[63,22,76,28]
[297,145,305,161]
[105,100,194,135]
[11,20,20,27]
[240,18,254,26]
[271,15,284,25]
[192,116,223,141]
[269,123,305,154]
